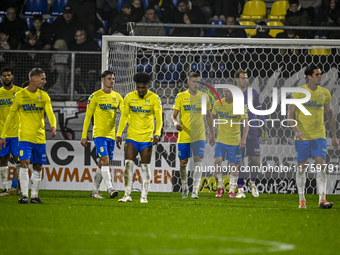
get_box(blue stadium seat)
[137,63,152,73]
[45,18,55,24]
[103,20,109,34]
[25,17,33,29]
[97,40,102,49]
[50,0,69,16]
[0,16,4,23]
[117,0,130,12]
[0,11,5,16]
[172,0,179,6]
[24,0,48,15]
[205,21,225,37]
[141,0,149,8]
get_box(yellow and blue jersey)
[82,89,124,140]
[212,98,248,146]
[0,85,23,138]
[293,84,331,140]
[1,88,56,144]
[117,90,163,142]
[173,90,211,143]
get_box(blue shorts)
[126,139,152,153]
[19,141,46,164]
[178,140,206,160]
[0,137,19,157]
[93,137,115,160]
[214,142,242,164]
[242,137,260,158]
[295,138,327,162]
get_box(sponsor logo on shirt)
[0,99,12,106]
[303,100,323,108]
[130,106,150,113]
[22,104,43,111]
[99,104,116,110]
[183,105,201,112]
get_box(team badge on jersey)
[113,97,117,102]
[319,94,324,99]
[145,99,150,104]
[37,96,42,102]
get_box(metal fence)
[0,50,101,101]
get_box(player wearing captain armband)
[288,65,339,209]
[213,88,249,198]
[171,72,215,199]
[234,70,268,198]
[0,68,57,204]
[116,72,163,203]
[81,70,123,199]
[0,67,22,197]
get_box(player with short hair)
[171,72,215,199]
[234,70,268,198]
[213,88,249,198]
[288,64,339,209]
[0,68,57,204]
[116,72,163,203]
[81,70,123,199]
[0,67,22,196]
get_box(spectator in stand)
[313,0,340,39]
[216,15,247,38]
[276,29,300,55]
[66,0,97,39]
[174,0,206,24]
[212,0,245,21]
[147,0,177,23]
[48,6,85,49]
[171,10,201,37]
[299,0,322,22]
[0,0,23,14]
[285,0,309,38]
[29,15,52,50]
[131,0,145,22]
[18,32,44,84]
[191,0,213,24]
[110,1,136,35]
[49,39,70,99]
[96,0,118,30]
[0,27,12,69]
[134,7,166,36]
[252,21,272,38]
[69,29,101,95]
[0,7,28,48]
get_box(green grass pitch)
[0,191,339,255]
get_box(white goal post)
[102,36,340,194]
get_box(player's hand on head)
[80,138,88,147]
[116,136,122,149]
[50,127,57,138]
[152,134,159,145]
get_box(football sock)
[179,164,188,191]
[0,166,8,190]
[215,172,223,189]
[93,167,102,193]
[317,170,327,204]
[193,162,202,194]
[31,170,42,198]
[19,168,29,197]
[237,166,244,189]
[296,168,306,202]
[124,159,134,196]
[101,166,113,192]
[141,164,151,197]
[229,175,238,194]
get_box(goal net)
[102,36,340,195]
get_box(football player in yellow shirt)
[288,65,339,209]
[116,72,163,203]
[171,72,215,199]
[81,70,123,199]
[0,67,22,196]
[0,68,57,204]
[212,88,248,198]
